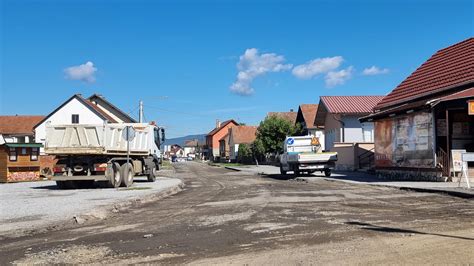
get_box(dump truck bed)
[45,123,155,156]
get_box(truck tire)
[324,169,332,177]
[147,164,158,182]
[56,181,67,189]
[121,163,134,187]
[107,162,122,188]
[280,165,287,175]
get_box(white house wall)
[35,97,105,154]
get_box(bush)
[237,143,252,163]
[255,115,301,155]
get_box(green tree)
[237,143,252,163]
[251,138,265,163]
[255,115,300,154]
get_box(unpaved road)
[1,162,473,264]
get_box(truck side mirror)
[161,128,166,142]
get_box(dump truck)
[279,136,337,177]
[45,122,165,189]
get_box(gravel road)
[0,162,473,264]
[0,175,183,237]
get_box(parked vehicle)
[45,123,165,189]
[279,136,337,177]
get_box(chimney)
[216,119,221,128]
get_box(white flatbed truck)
[280,136,337,177]
[45,122,165,189]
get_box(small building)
[0,116,45,182]
[295,104,325,150]
[361,38,474,181]
[34,94,136,154]
[313,96,384,170]
[205,119,239,161]
[228,125,258,161]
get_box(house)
[295,104,325,150]
[314,96,384,150]
[228,125,258,161]
[206,119,239,161]
[0,116,45,182]
[165,144,185,158]
[313,96,384,170]
[184,139,199,158]
[34,94,136,154]
[267,110,298,124]
[361,38,474,181]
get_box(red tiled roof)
[231,126,258,144]
[320,96,385,114]
[298,104,318,128]
[0,116,45,135]
[437,87,474,102]
[267,112,298,124]
[376,38,474,110]
[207,119,239,136]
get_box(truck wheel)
[56,181,66,189]
[121,163,134,187]
[324,169,332,177]
[280,165,287,175]
[147,164,157,182]
[108,162,122,188]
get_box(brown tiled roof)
[320,96,385,114]
[184,139,198,147]
[437,87,474,102]
[267,112,298,124]
[231,126,258,144]
[376,38,474,110]
[207,119,238,136]
[299,104,318,128]
[0,116,45,135]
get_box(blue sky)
[1,0,472,138]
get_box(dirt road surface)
[1,162,473,264]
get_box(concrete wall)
[35,98,105,154]
[332,142,375,171]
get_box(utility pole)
[139,100,144,123]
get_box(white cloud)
[64,61,97,83]
[292,56,343,79]
[362,66,389,75]
[325,66,354,87]
[230,48,292,96]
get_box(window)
[71,114,79,124]
[361,123,374,142]
[9,148,17,162]
[31,147,39,161]
[21,148,27,155]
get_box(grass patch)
[161,160,173,170]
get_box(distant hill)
[163,134,206,147]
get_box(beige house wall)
[332,142,375,171]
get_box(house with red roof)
[314,96,384,151]
[361,38,474,181]
[313,96,384,171]
[205,119,239,161]
[0,116,45,182]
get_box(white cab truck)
[45,122,165,189]
[279,136,337,177]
